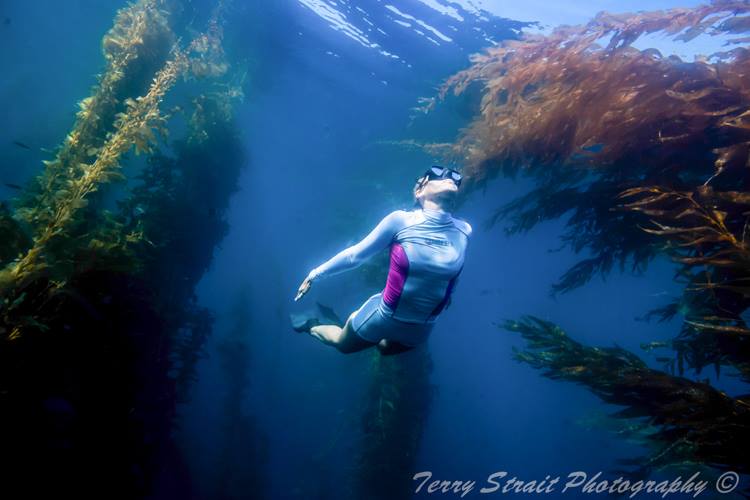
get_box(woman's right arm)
[307,210,406,281]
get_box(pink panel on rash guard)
[383,243,409,309]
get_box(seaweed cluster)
[13,0,173,237]
[2,0,230,295]
[505,316,750,480]
[433,0,750,295]
[428,0,750,482]
[617,185,750,383]
[353,346,436,500]
[0,0,247,496]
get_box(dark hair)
[413,175,427,208]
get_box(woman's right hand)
[294,276,312,302]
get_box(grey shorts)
[350,293,434,347]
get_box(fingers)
[294,278,311,301]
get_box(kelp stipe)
[352,347,436,500]
[213,290,269,498]
[114,84,245,404]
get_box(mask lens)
[451,171,462,183]
[430,166,446,177]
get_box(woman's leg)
[309,313,378,354]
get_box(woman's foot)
[290,303,342,332]
[290,310,321,333]
[315,302,343,327]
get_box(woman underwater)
[293,166,472,355]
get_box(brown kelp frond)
[428,1,750,294]
[618,186,748,258]
[373,139,461,161]
[437,1,750,184]
[504,315,750,474]
[617,184,750,380]
[617,185,750,331]
[15,0,174,233]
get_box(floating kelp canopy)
[430,0,750,294]
[427,0,750,482]
[0,0,248,496]
[438,0,750,181]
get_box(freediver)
[293,165,472,356]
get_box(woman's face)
[415,176,459,205]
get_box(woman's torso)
[379,208,470,323]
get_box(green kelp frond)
[0,2,244,494]
[187,85,244,145]
[15,0,174,233]
[6,49,187,290]
[0,203,31,268]
[503,315,750,475]
[1,3,231,298]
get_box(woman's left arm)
[306,210,407,281]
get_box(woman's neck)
[422,199,449,213]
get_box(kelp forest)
[0,0,247,496]
[428,0,750,492]
[8,0,750,498]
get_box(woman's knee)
[337,322,376,353]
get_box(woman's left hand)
[294,276,312,301]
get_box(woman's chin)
[433,192,457,206]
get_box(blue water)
[1,1,747,499]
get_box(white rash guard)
[307,207,471,324]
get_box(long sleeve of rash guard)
[307,210,406,281]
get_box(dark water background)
[1,1,746,499]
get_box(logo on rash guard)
[424,237,450,246]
